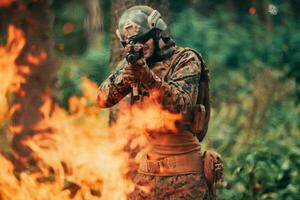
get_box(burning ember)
[0,25,181,199]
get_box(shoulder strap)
[181,48,210,104]
[187,48,210,141]
[165,47,211,142]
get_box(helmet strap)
[146,31,175,66]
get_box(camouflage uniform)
[127,173,209,200]
[97,48,200,113]
[97,47,210,200]
[97,5,211,200]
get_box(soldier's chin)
[144,51,151,59]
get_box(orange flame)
[63,22,75,34]
[27,51,47,65]
[0,0,13,7]
[249,7,256,15]
[0,24,182,200]
[0,25,26,121]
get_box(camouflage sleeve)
[96,60,131,108]
[156,51,201,113]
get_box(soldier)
[97,5,222,200]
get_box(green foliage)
[56,55,83,108]
[56,48,109,108]
[52,0,111,108]
[209,97,300,199]
[171,8,300,106]
[53,0,87,54]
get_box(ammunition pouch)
[191,103,206,135]
[202,150,223,197]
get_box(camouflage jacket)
[97,46,203,159]
[96,47,201,115]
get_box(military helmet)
[116,6,167,44]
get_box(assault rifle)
[124,40,144,101]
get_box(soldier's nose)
[143,45,149,51]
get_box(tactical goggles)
[121,29,156,47]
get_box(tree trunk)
[84,0,102,50]
[0,0,57,165]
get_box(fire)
[0,25,27,121]
[27,51,47,65]
[0,0,13,7]
[0,24,181,200]
[249,7,256,15]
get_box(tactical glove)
[123,59,162,90]
[122,63,136,86]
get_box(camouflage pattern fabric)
[127,173,210,200]
[96,60,131,108]
[97,47,210,199]
[108,94,131,124]
[97,48,201,115]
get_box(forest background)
[0,0,299,199]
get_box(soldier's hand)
[123,59,148,82]
[122,63,137,85]
[123,59,162,90]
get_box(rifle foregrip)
[131,83,139,101]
